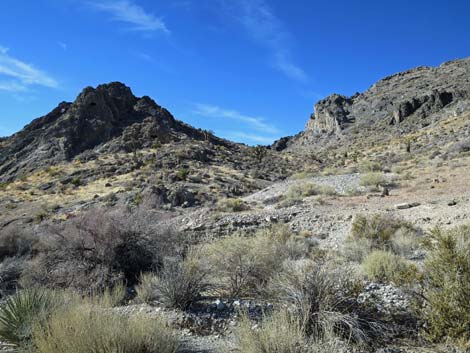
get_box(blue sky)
[0,0,469,144]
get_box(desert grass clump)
[33,304,179,353]
[271,259,381,346]
[361,250,420,285]
[235,309,309,353]
[145,251,210,310]
[0,289,64,349]
[420,226,470,349]
[136,272,160,304]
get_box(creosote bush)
[420,225,470,349]
[216,198,249,212]
[362,250,420,285]
[286,183,336,200]
[359,172,388,189]
[198,227,293,298]
[345,214,419,261]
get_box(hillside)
[0,60,470,353]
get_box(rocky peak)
[303,58,470,138]
[0,82,214,181]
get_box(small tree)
[251,145,267,163]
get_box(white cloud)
[0,47,58,92]
[193,103,279,134]
[226,131,277,145]
[221,0,307,82]
[91,0,170,34]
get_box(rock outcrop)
[0,82,222,181]
[302,58,470,139]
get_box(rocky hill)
[1,60,470,353]
[283,58,470,150]
[0,82,227,182]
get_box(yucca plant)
[0,289,60,348]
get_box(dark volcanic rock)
[0,82,224,181]
[301,58,470,139]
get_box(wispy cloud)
[0,46,58,92]
[193,103,279,135]
[91,0,170,34]
[225,131,277,145]
[58,41,67,51]
[221,0,307,82]
[134,51,153,62]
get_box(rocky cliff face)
[0,82,218,181]
[303,58,470,138]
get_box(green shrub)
[177,169,189,181]
[350,214,415,251]
[359,172,388,188]
[71,178,82,187]
[199,231,288,298]
[362,250,420,285]
[217,198,249,212]
[420,226,470,349]
[289,171,313,180]
[358,160,383,173]
[0,289,63,348]
[33,304,179,353]
[287,183,336,200]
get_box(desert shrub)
[359,172,388,189]
[199,231,288,298]
[0,226,36,261]
[389,226,421,258]
[362,250,420,285]
[33,301,179,353]
[420,226,470,349]
[235,308,351,353]
[358,160,383,172]
[141,251,210,310]
[0,256,27,295]
[289,171,313,180]
[21,208,181,292]
[349,214,416,253]
[271,259,382,346]
[136,272,159,304]
[287,183,336,200]
[0,289,63,349]
[235,309,309,353]
[217,198,249,212]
